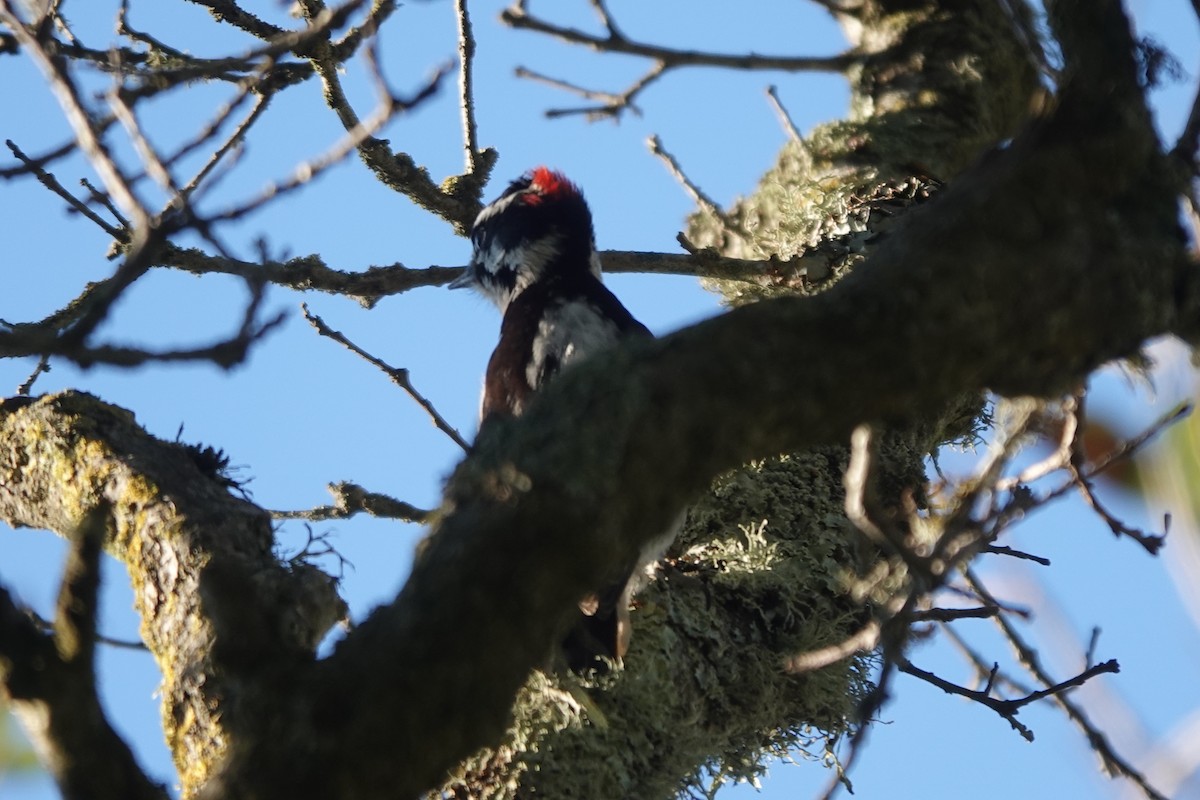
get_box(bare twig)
[298,2,476,232]
[54,503,109,670]
[184,0,287,41]
[181,89,273,198]
[981,544,1051,565]
[0,1,149,227]
[116,0,187,60]
[160,244,461,307]
[0,269,287,368]
[965,568,1166,798]
[1083,402,1191,478]
[941,621,1033,690]
[1060,395,1181,555]
[911,606,1002,623]
[272,481,432,523]
[765,85,804,144]
[503,1,860,121]
[301,304,471,452]
[0,136,78,179]
[647,134,748,241]
[518,61,665,120]
[454,0,482,174]
[783,619,880,673]
[4,140,125,238]
[501,2,860,73]
[16,356,50,396]
[30,610,146,652]
[997,392,1081,490]
[107,87,182,201]
[844,424,903,552]
[210,63,449,224]
[899,656,1120,742]
[80,178,131,232]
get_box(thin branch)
[79,178,131,232]
[648,134,748,241]
[1083,401,1191,478]
[296,0,479,232]
[183,0,288,42]
[587,0,623,38]
[180,88,273,198]
[0,507,168,800]
[939,583,1033,619]
[911,606,1002,623]
[272,481,432,523]
[965,568,1166,798]
[53,503,109,671]
[899,656,1119,742]
[32,611,147,651]
[503,1,860,121]
[1072,473,1167,554]
[116,0,187,60]
[0,2,149,227]
[0,135,79,178]
[301,304,471,451]
[1062,396,1185,555]
[160,244,460,307]
[980,400,1187,557]
[4,140,125,238]
[765,85,804,144]
[981,544,1051,565]
[16,356,51,396]
[209,62,451,224]
[997,391,1081,490]
[501,2,861,73]
[816,592,920,800]
[107,86,182,201]
[939,622,1039,697]
[0,273,287,369]
[518,61,665,120]
[783,620,880,673]
[454,0,481,174]
[332,0,397,61]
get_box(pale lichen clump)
[431,447,882,798]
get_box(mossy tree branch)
[0,394,346,794]
[199,2,1191,797]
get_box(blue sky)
[2,1,1199,798]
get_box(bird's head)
[450,167,602,311]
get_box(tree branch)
[200,0,1189,792]
[0,506,168,800]
[502,1,862,120]
[0,393,347,794]
[301,303,471,451]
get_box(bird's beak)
[448,267,475,290]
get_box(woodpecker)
[451,167,672,670]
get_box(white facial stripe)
[472,234,564,312]
[472,189,523,231]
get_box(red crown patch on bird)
[526,166,577,204]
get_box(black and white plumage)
[452,167,672,670]
[453,167,651,419]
